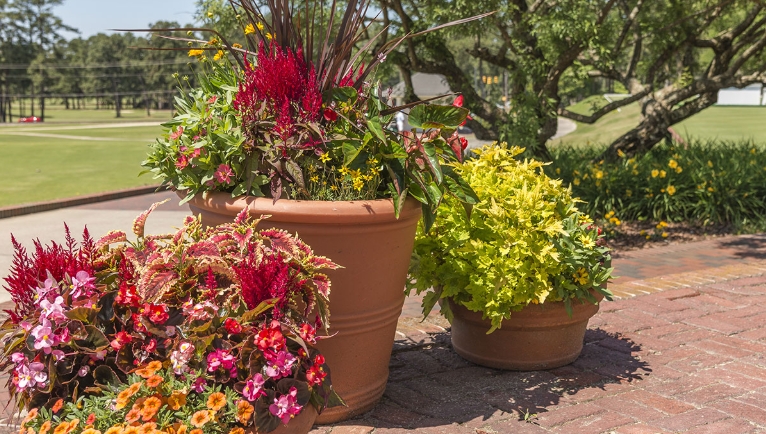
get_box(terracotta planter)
[185,191,421,423]
[449,292,604,371]
[252,404,317,434]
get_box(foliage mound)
[550,139,766,228]
[1,203,340,433]
[407,144,613,332]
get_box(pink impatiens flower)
[269,386,302,425]
[214,164,234,185]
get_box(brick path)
[312,268,766,433]
[4,192,766,432]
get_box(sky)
[53,0,198,39]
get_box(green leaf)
[65,307,99,324]
[240,299,278,324]
[339,140,365,166]
[409,104,469,129]
[366,118,387,143]
[324,87,358,104]
[422,203,437,232]
[421,141,443,183]
[93,365,121,388]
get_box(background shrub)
[548,139,766,227]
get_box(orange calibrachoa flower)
[39,421,52,434]
[167,390,187,410]
[228,429,245,434]
[190,410,211,428]
[138,423,157,434]
[104,427,122,434]
[189,430,202,434]
[53,423,68,434]
[166,424,187,434]
[21,408,38,426]
[125,408,142,424]
[206,392,226,411]
[123,427,140,434]
[141,396,162,421]
[52,399,64,413]
[146,375,163,388]
[86,413,96,425]
[81,429,101,434]
[236,400,254,424]
[64,419,80,434]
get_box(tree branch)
[558,88,650,124]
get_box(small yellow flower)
[708,187,715,192]
[319,153,331,163]
[265,32,274,40]
[667,185,676,195]
[352,178,364,191]
[651,169,659,178]
[555,168,561,174]
[232,43,242,49]
[639,230,646,236]
[213,50,225,61]
[330,185,338,191]
[207,37,219,45]
[662,232,669,238]
[675,167,683,173]
[605,210,615,219]
[594,170,604,179]
[751,148,757,154]
[660,170,666,178]
[708,160,714,168]
[310,175,319,183]
[188,49,205,57]
[573,178,581,186]
[617,149,626,158]
[338,166,350,176]
[626,189,632,197]
[668,159,678,169]
[646,235,651,239]
[244,23,255,35]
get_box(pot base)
[450,295,602,371]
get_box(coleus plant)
[141,0,492,229]
[0,202,341,432]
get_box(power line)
[0,59,194,70]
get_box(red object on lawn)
[17,117,41,123]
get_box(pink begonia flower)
[192,376,207,393]
[11,353,26,364]
[214,164,234,185]
[78,365,90,377]
[264,350,296,380]
[170,127,184,140]
[15,361,47,391]
[40,296,66,321]
[241,373,266,401]
[207,348,237,377]
[269,387,302,425]
[35,278,57,301]
[51,350,66,362]
[70,271,95,299]
[31,318,58,352]
[170,341,195,374]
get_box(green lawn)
[554,97,766,147]
[0,123,165,207]
[11,104,174,124]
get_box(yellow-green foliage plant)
[407,144,613,332]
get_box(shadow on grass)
[343,328,649,430]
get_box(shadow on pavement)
[346,328,649,430]
[717,234,766,260]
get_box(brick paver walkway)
[312,268,766,433]
[4,192,766,432]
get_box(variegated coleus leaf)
[259,228,301,256]
[94,230,127,250]
[132,199,170,238]
[306,255,341,271]
[137,268,177,303]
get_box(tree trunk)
[30,85,35,117]
[64,97,69,110]
[40,94,45,122]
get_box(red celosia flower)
[111,331,133,351]
[233,252,295,311]
[234,41,322,141]
[3,226,94,323]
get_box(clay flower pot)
[185,191,421,423]
[252,404,317,434]
[448,291,604,371]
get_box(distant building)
[716,84,764,106]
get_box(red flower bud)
[323,108,338,122]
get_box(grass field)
[553,95,766,147]
[0,112,168,207]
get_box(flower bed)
[2,202,341,433]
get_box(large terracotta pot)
[185,191,421,423]
[449,291,604,371]
[255,404,317,434]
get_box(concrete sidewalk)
[3,192,766,432]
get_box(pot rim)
[181,189,423,224]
